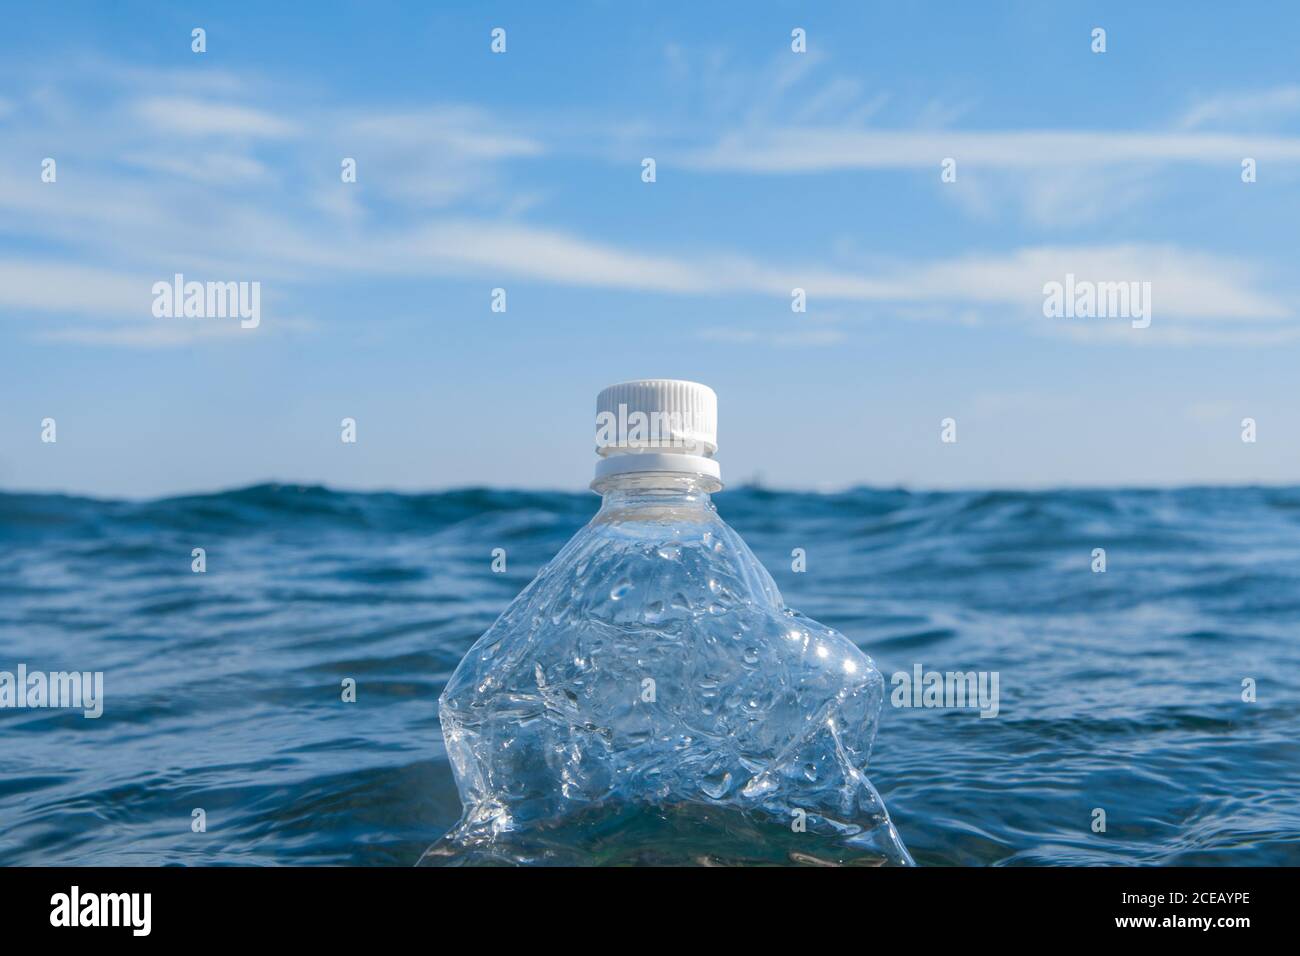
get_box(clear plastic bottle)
[424,381,911,865]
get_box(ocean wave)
[1,483,1298,865]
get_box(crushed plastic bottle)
[423,380,912,865]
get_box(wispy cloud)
[697,326,847,348]
[0,260,151,314]
[337,107,544,208]
[1178,84,1300,129]
[37,315,316,349]
[1,208,1291,349]
[133,96,300,139]
[120,150,270,184]
[346,108,541,160]
[893,244,1289,321]
[682,127,1300,174]
[1,55,1295,351]
[39,322,249,348]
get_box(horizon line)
[3,477,1299,506]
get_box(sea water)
[1,483,1298,865]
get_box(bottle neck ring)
[590,458,722,495]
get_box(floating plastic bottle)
[424,380,911,865]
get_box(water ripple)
[1,483,1297,865]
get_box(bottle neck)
[593,447,722,494]
[593,472,718,515]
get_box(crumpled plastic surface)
[425,495,912,866]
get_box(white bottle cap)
[592,379,721,488]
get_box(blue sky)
[1,1,1299,497]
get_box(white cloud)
[896,244,1290,321]
[1058,322,1300,347]
[396,220,714,291]
[74,58,256,97]
[120,151,270,183]
[346,108,542,160]
[0,261,150,315]
[37,315,316,349]
[1179,85,1300,129]
[38,323,246,348]
[133,96,299,138]
[336,107,543,208]
[683,127,1300,174]
[697,326,846,347]
[1,59,1295,351]
[1,232,1292,350]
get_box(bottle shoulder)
[442,510,879,703]
[525,507,784,621]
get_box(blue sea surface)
[1,483,1298,865]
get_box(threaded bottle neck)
[593,472,717,515]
